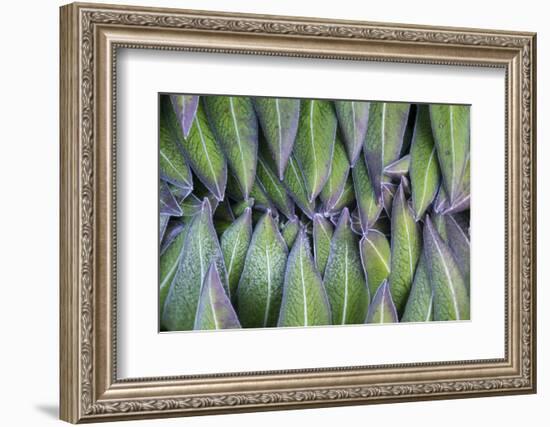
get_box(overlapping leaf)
[430,104,470,207]
[278,230,332,327]
[237,211,288,327]
[401,254,433,322]
[410,105,440,220]
[423,216,469,321]
[220,207,252,301]
[161,199,228,331]
[312,214,333,277]
[194,262,241,330]
[253,97,300,179]
[364,102,411,199]
[334,100,369,166]
[323,208,369,324]
[293,100,337,202]
[179,102,227,200]
[365,281,398,324]
[160,96,193,191]
[204,96,258,198]
[360,230,391,299]
[387,180,422,314]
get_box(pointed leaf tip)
[366,280,398,323]
[194,262,241,330]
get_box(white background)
[118,50,504,377]
[0,0,546,426]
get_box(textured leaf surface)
[424,216,470,321]
[293,100,337,202]
[282,155,316,219]
[387,181,422,314]
[253,97,300,179]
[204,96,258,198]
[334,100,370,166]
[281,216,300,248]
[430,104,470,205]
[160,97,193,190]
[401,254,433,322]
[237,211,288,327]
[256,154,295,219]
[313,214,334,277]
[160,181,182,216]
[360,230,391,299]
[220,208,252,300]
[364,102,411,199]
[278,230,332,327]
[324,208,369,324]
[353,155,383,232]
[320,134,350,212]
[441,214,470,291]
[383,154,410,179]
[179,102,227,200]
[365,281,398,323]
[410,106,440,220]
[160,220,185,255]
[159,223,186,312]
[170,94,199,138]
[194,262,241,330]
[161,199,228,331]
[325,174,355,216]
[159,215,169,243]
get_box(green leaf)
[381,182,396,217]
[410,105,440,220]
[231,198,255,217]
[282,155,317,219]
[159,222,187,312]
[293,100,337,202]
[194,262,241,330]
[320,133,350,213]
[159,96,193,191]
[281,216,300,248]
[430,104,470,205]
[439,214,470,292]
[364,102,411,199]
[383,154,410,179]
[256,154,295,219]
[353,155,383,233]
[312,214,334,277]
[365,280,398,323]
[323,208,369,324]
[161,199,229,331]
[220,207,252,301]
[170,94,199,138]
[253,97,300,179]
[387,180,422,314]
[226,171,272,211]
[237,211,288,327]
[179,101,227,201]
[325,174,355,216]
[160,180,183,217]
[278,230,332,327]
[401,254,433,322]
[160,215,169,243]
[204,96,258,199]
[359,229,391,300]
[424,216,470,321]
[334,100,370,166]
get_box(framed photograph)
[60,2,537,423]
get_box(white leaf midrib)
[229,97,249,193]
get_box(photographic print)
[159,94,470,332]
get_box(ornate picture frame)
[60,2,536,423]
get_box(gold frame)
[59,2,537,423]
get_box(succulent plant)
[159,94,470,331]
